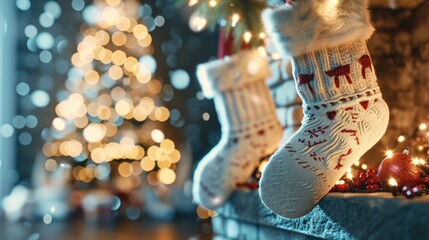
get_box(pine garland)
[177,0,268,52]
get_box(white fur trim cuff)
[196,49,271,98]
[263,0,375,56]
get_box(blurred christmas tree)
[42,0,182,192]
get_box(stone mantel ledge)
[212,190,429,240]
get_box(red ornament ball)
[377,153,423,189]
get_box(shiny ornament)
[377,150,423,189]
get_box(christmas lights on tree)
[42,0,182,191]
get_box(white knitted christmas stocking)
[193,50,283,209]
[259,0,390,218]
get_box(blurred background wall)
[0,0,17,199]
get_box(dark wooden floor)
[0,217,214,240]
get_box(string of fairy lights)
[42,0,181,189]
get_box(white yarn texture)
[263,0,374,56]
[193,50,283,209]
[259,0,389,218]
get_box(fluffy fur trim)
[262,0,375,56]
[196,49,271,98]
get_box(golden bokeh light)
[118,162,133,177]
[136,146,145,159]
[117,17,131,31]
[91,147,107,163]
[97,105,112,120]
[124,56,138,72]
[105,122,118,137]
[42,143,54,157]
[115,99,132,116]
[147,145,161,160]
[111,86,126,101]
[45,159,58,172]
[87,102,99,117]
[133,24,148,39]
[93,46,103,60]
[52,117,66,131]
[154,106,170,122]
[140,156,155,172]
[157,168,176,185]
[102,7,121,26]
[128,18,138,33]
[99,48,113,64]
[112,50,127,65]
[160,139,175,152]
[71,53,83,67]
[147,79,162,94]
[120,136,135,145]
[157,160,172,169]
[169,149,181,163]
[108,65,124,80]
[133,107,148,121]
[112,31,127,46]
[83,123,107,143]
[137,34,152,48]
[139,97,155,112]
[74,116,89,129]
[72,166,83,180]
[133,64,151,84]
[79,167,94,183]
[65,140,83,157]
[84,70,100,85]
[151,129,165,143]
[95,30,110,45]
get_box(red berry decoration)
[377,148,423,190]
[352,181,360,188]
[366,169,377,179]
[358,170,366,183]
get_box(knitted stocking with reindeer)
[259,0,389,218]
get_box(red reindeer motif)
[325,64,352,89]
[297,73,315,95]
[357,55,373,79]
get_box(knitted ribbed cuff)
[262,0,374,57]
[292,40,378,103]
[196,49,271,98]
